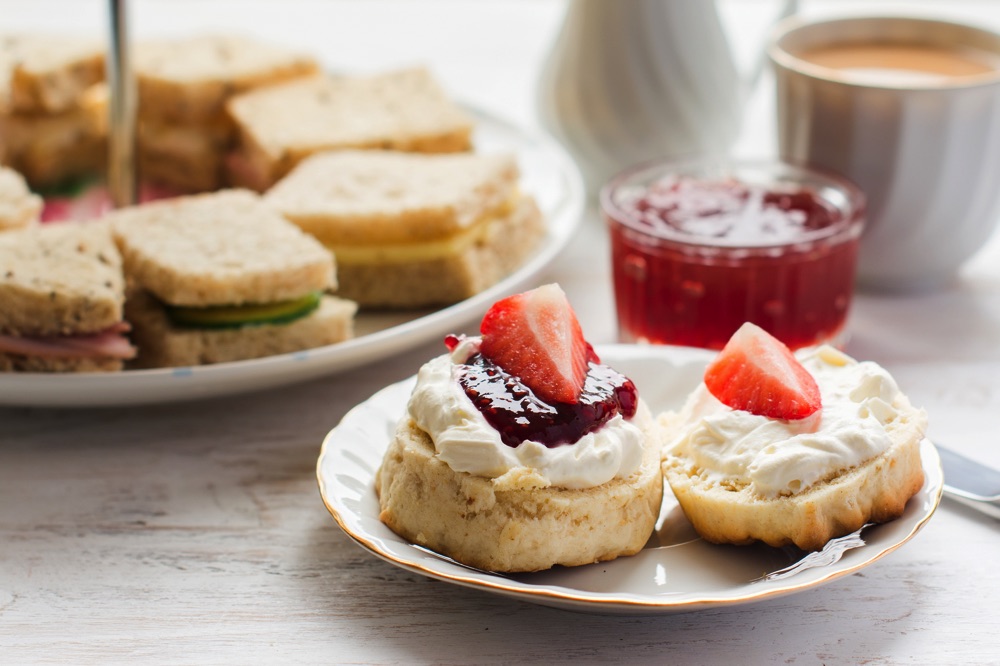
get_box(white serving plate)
[0,106,584,407]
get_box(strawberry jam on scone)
[375,284,663,573]
[662,322,927,551]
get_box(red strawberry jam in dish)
[602,160,865,351]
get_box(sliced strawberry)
[479,283,589,404]
[703,322,821,420]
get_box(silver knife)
[938,445,1000,520]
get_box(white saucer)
[317,344,943,614]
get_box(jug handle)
[745,0,800,93]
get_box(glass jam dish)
[601,159,865,351]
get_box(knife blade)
[937,444,1000,520]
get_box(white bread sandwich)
[136,116,231,193]
[264,150,545,308]
[135,34,319,125]
[0,221,136,372]
[107,189,356,367]
[0,166,42,231]
[134,34,320,192]
[0,34,104,114]
[0,83,107,189]
[377,284,663,572]
[660,323,927,551]
[226,68,474,191]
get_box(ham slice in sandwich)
[0,221,135,372]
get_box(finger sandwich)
[0,83,107,189]
[134,34,320,192]
[0,34,105,114]
[0,221,135,372]
[0,36,107,189]
[107,189,357,367]
[225,68,474,191]
[0,166,42,232]
[264,150,545,308]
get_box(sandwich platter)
[0,106,585,407]
[317,344,944,615]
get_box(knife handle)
[937,445,1000,520]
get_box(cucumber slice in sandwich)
[165,291,323,329]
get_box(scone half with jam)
[265,149,545,309]
[107,189,356,367]
[376,284,663,573]
[661,322,927,552]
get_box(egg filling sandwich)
[265,150,545,308]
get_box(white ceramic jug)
[537,0,796,194]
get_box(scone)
[376,284,663,572]
[660,322,927,551]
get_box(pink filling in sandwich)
[0,322,136,360]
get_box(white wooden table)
[2,1,998,663]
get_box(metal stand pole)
[106,0,136,208]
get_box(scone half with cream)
[376,284,663,573]
[661,322,927,551]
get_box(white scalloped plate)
[317,344,943,615]
[0,106,584,407]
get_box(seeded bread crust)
[332,195,545,308]
[1,34,105,113]
[135,34,319,124]
[0,222,124,336]
[108,189,335,306]
[660,395,928,551]
[0,166,42,231]
[264,150,520,244]
[124,290,356,368]
[376,403,663,573]
[226,68,474,191]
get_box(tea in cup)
[769,16,1000,292]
